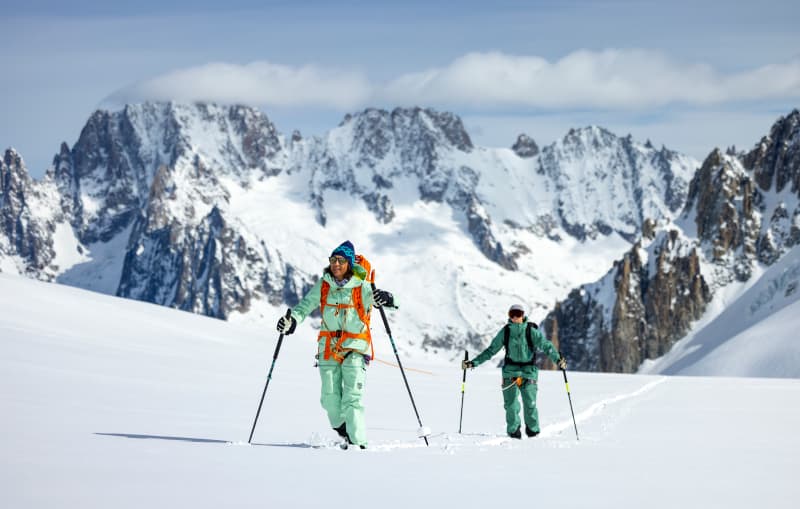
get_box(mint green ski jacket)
[290,264,376,363]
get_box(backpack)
[318,254,375,363]
[503,321,538,367]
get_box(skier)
[276,240,395,449]
[462,304,566,439]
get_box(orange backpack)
[318,254,375,363]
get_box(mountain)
[543,109,800,373]
[0,148,70,280]
[1,102,697,360]
[640,243,800,377]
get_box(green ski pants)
[502,377,539,434]
[318,353,368,446]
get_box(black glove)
[373,289,394,308]
[277,315,297,335]
[462,359,474,370]
[557,357,567,370]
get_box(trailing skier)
[462,304,566,439]
[276,240,396,449]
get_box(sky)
[2,0,799,176]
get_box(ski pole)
[561,366,580,441]
[248,308,292,444]
[458,350,468,434]
[372,282,429,446]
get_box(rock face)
[0,149,64,279]
[543,230,711,372]
[544,109,800,373]
[537,128,693,242]
[511,134,539,158]
[1,101,698,352]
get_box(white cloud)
[106,61,372,110]
[105,51,800,111]
[382,50,800,109]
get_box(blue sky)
[2,0,799,175]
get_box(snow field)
[1,273,799,508]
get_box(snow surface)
[2,273,798,508]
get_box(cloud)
[105,51,800,111]
[381,50,800,109]
[105,61,372,110]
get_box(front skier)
[462,304,566,439]
[276,240,395,449]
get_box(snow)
[50,222,88,273]
[641,244,800,378]
[56,225,133,295]
[2,273,798,508]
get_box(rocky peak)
[341,107,472,166]
[2,148,30,189]
[311,107,513,269]
[511,134,539,158]
[1,149,61,279]
[744,109,800,195]
[224,103,283,173]
[2,149,31,214]
[537,125,695,242]
[685,149,758,271]
[543,227,711,373]
[561,126,618,154]
[61,101,284,244]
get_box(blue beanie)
[330,240,356,267]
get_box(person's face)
[509,311,524,323]
[329,255,349,280]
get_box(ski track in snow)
[538,376,667,439]
[252,377,669,453]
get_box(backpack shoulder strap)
[503,324,511,351]
[526,322,536,364]
[320,280,330,311]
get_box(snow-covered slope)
[1,273,797,508]
[641,244,800,377]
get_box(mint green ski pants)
[502,377,539,434]
[318,353,368,446]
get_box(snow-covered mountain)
[640,243,800,377]
[543,109,800,373]
[2,101,698,362]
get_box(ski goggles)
[508,309,524,319]
[329,256,349,265]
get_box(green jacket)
[472,318,561,379]
[291,264,377,362]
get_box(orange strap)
[318,330,371,363]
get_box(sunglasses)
[329,256,349,265]
[508,310,524,318]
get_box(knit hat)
[508,304,525,315]
[330,240,356,267]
